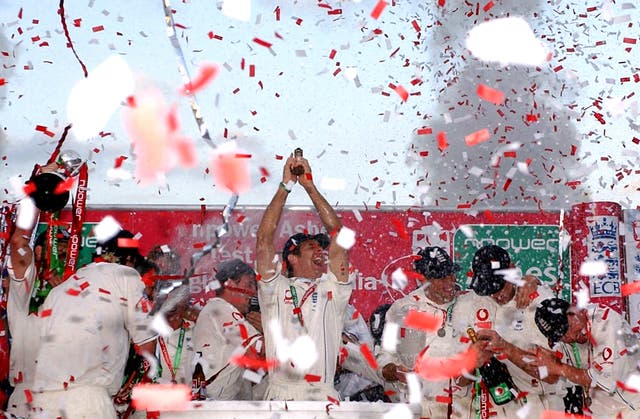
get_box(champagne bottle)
[191,353,207,401]
[467,328,517,405]
[290,148,304,176]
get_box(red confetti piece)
[180,63,219,96]
[207,32,223,40]
[114,155,128,168]
[464,129,491,147]
[329,49,337,59]
[483,1,495,11]
[540,411,589,419]
[0,78,5,86]
[40,309,52,318]
[438,0,446,7]
[253,38,272,48]
[387,83,408,102]
[417,127,432,135]
[435,395,452,404]
[477,84,505,105]
[73,18,81,27]
[390,217,409,239]
[360,344,378,370]
[622,281,640,297]
[403,309,442,333]
[304,374,321,382]
[415,346,478,381]
[623,38,637,45]
[98,288,111,295]
[66,288,81,296]
[209,148,251,194]
[53,177,76,195]
[229,354,277,370]
[79,281,90,290]
[117,238,139,248]
[411,20,421,32]
[436,131,449,152]
[24,389,32,404]
[238,323,248,340]
[92,25,104,32]
[327,9,342,15]
[370,0,388,20]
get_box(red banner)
[51,208,560,320]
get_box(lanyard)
[289,282,317,327]
[158,325,186,383]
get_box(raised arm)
[296,158,349,283]
[255,154,297,280]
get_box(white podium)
[160,400,421,418]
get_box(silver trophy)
[28,150,84,212]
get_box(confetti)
[622,281,640,297]
[179,63,219,96]
[579,260,607,276]
[221,0,251,22]
[436,131,449,152]
[209,141,251,194]
[131,384,190,412]
[466,17,549,66]
[92,215,122,243]
[476,84,505,105]
[67,55,134,141]
[464,129,491,147]
[415,346,478,381]
[336,226,356,250]
[370,0,388,20]
[403,309,442,333]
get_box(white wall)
[0,0,637,209]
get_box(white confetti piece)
[352,209,363,222]
[458,224,475,238]
[496,268,525,287]
[575,284,590,309]
[579,260,608,276]
[151,313,173,337]
[15,198,38,230]
[537,366,548,380]
[516,402,532,419]
[242,369,263,384]
[222,0,251,22]
[625,374,640,392]
[270,320,317,373]
[106,167,132,183]
[405,372,422,404]
[131,383,190,412]
[466,17,549,66]
[67,55,134,140]
[336,226,356,250]
[93,215,122,243]
[391,267,407,290]
[381,322,399,352]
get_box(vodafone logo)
[476,308,489,321]
[495,387,504,395]
[602,347,613,361]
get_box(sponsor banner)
[569,202,625,313]
[624,209,640,329]
[46,208,561,320]
[453,224,570,300]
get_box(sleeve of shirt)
[193,302,228,378]
[375,302,403,380]
[7,259,36,314]
[121,266,157,345]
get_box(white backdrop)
[0,0,638,209]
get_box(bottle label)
[489,382,513,404]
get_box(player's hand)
[515,274,540,309]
